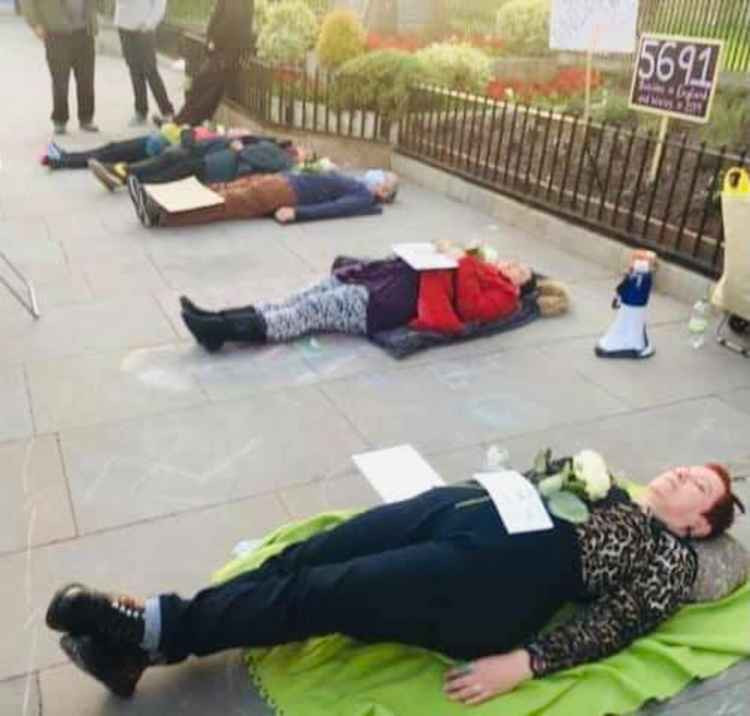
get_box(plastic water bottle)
[484,445,511,472]
[688,299,711,349]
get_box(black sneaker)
[46,583,146,647]
[127,175,159,227]
[60,634,149,699]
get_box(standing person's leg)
[44,33,73,131]
[139,31,174,117]
[173,52,237,126]
[71,29,96,129]
[119,29,148,121]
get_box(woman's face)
[646,465,725,537]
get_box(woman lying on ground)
[179,245,567,353]
[126,168,399,228]
[47,457,744,704]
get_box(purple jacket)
[332,256,419,335]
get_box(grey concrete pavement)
[1,11,749,716]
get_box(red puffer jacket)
[410,255,520,334]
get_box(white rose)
[573,450,611,500]
[478,244,499,264]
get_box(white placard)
[352,445,446,504]
[392,243,458,271]
[474,470,554,534]
[549,0,638,54]
[144,176,225,213]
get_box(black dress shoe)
[60,634,149,699]
[46,583,145,647]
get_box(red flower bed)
[486,67,603,102]
[366,32,428,53]
[365,33,504,55]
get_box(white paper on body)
[474,470,554,534]
[392,243,459,271]
[352,444,446,503]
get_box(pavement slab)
[0,435,76,555]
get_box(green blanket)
[212,511,750,716]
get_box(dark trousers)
[173,51,241,126]
[56,137,150,169]
[44,29,95,125]
[157,486,583,663]
[128,148,205,183]
[118,29,174,117]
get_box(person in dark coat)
[165,0,255,126]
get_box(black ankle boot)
[179,295,215,317]
[181,311,227,352]
[47,583,146,648]
[60,634,150,699]
[181,307,267,352]
[222,307,267,343]
[180,296,257,320]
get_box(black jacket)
[207,0,254,50]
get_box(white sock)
[597,304,650,353]
[141,597,162,654]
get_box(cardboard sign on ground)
[392,243,458,271]
[352,445,445,503]
[144,177,225,213]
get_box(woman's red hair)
[702,463,742,537]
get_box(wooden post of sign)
[583,45,593,122]
[649,115,669,184]
[583,24,603,124]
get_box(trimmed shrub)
[415,42,492,93]
[335,49,427,118]
[495,0,550,56]
[257,0,318,65]
[316,9,366,69]
[254,0,270,33]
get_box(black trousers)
[158,486,583,664]
[173,50,241,126]
[44,29,95,125]
[127,148,206,184]
[55,137,150,169]
[118,29,174,117]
